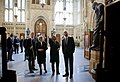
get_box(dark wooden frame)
[0,27,7,79]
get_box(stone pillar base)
[89,50,100,79]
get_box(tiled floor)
[7,47,95,82]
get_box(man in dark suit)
[7,33,14,61]
[31,33,38,70]
[25,35,35,73]
[49,35,60,75]
[20,36,24,53]
[62,31,75,79]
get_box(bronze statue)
[90,2,104,50]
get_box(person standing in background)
[49,35,60,75]
[14,36,20,54]
[31,33,38,70]
[23,35,28,61]
[62,31,75,79]
[20,36,24,53]
[25,34,35,73]
[7,33,14,61]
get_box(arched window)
[17,0,26,22]
[4,0,26,22]
[32,0,50,5]
[5,0,13,22]
[54,0,73,25]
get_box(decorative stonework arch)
[31,14,50,35]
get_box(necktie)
[65,38,68,45]
[41,42,42,46]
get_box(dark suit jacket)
[49,38,53,55]
[7,37,13,48]
[62,37,75,57]
[24,38,34,60]
[49,38,60,63]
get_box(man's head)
[92,2,98,10]
[51,31,54,37]
[52,35,56,40]
[64,31,68,37]
[10,33,13,37]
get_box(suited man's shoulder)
[68,36,74,39]
[49,37,53,42]
[43,41,46,44]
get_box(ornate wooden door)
[34,19,47,37]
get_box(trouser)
[8,47,13,60]
[15,45,19,54]
[51,61,59,73]
[28,57,34,72]
[24,48,28,60]
[64,54,73,76]
[20,46,23,52]
[39,62,47,73]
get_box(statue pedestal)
[89,50,100,79]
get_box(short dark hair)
[10,33,13,37]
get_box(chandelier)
[40,0,46,8]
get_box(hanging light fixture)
[13,2,18,35]
[63,7,66,30]
[63,9,67,21]
[14,3,18,18]
[40,0,46,8]
[39,22,42,26]
[63,0,66,25]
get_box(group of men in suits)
[49,31,75,79]
[24,33,48,74]
[7,30,75,79]
[23,34,38,73]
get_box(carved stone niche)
[105,0,112,5]
[105,0,117,5]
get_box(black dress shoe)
[56,72,60,75]
[63,74,69,77]
[10,59,14,61]
[45,70,47,73]
[40,73,42,75]
[33,68,38,70]
[70,75,73,79]
[40,71,42,75]
[30,71,34,73]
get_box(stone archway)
[34,19,47,37]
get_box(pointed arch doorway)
[34,19,47,38]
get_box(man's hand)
[57,48,60,51]
[30,46,33,49]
